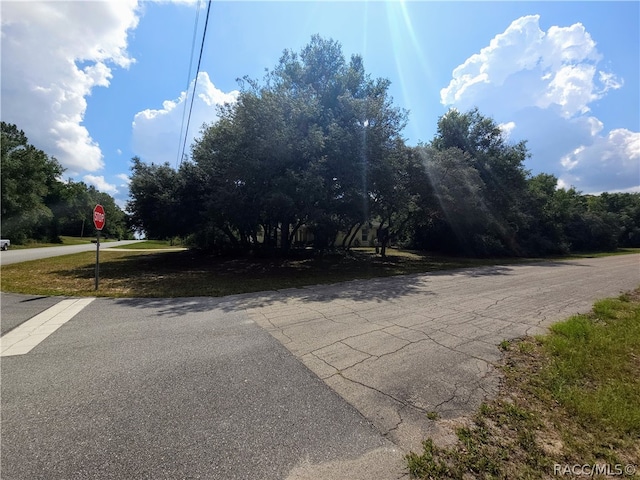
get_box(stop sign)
[93,204,106,230]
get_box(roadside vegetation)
[2,247,638,298]
[6,235,120,250]
[406,290,640,479]
[0,247,537,298]
[3,37,640,260]
[1,123,131,245]
[126,36,640,259]
[110,239,184,250]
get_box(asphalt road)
[0,294,402,480]
[243,254,640,450]
[1,254,638,479]
[0,240,144,266]
[0,293,61,335]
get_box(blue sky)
[2,1,638,209]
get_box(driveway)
[241,254,640,451]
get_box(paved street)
[1,294,403,480]
[0,240,143,266]
[1,254,638,479]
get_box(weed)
[405,439,451,478]
[518,341,534,354]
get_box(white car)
[1,239,10,250]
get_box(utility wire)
[178,0,213,167]
[176,0,202,167]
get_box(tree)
[190,35,407,254]
[1,122,63,242]
[127,157,183,239]
[44,179,93,239]
[410,146,489,254]
[519,173,568,254]
[428,109,530,255]
[588,192,640,247]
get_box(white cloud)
[440,14,638,194]
[602,185,640,194]
[132,72,239,165]
[1,1,140,173]
[116,173,131,185]
[558,129,640,192]
[84,175,118,195]
[498,121,516,140]
[440,15,614,118]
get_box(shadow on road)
[113,274,434,317]
[111,260,595,317]
[438,260,592,278]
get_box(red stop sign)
[93,204,106,230]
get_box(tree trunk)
[280,221,290,253]
[289,220,303,246]
[345,222,361,250]
[380,229,389,258]
[222,225,239,246]
[341,223,357,249]
[377,221,389,258]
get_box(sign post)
[93,204,105,290]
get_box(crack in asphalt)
[243,254,640,451]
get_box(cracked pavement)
[2,255,637,479]
[243,255,640,453]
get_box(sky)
[1,1,639,210]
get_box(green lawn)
[110,240,184,249]
[1,246,638,298]
[0,247,532,298]
[7,236,118,249]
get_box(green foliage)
[125,37,640,258]
[1,122,62,242]
[1,122,132,243]
[409,109,530,256]
[408,108,640,257]
[126,157,186,240]
[185,35,408,253]
[521,175,639,255]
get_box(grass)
[405,290,640,479]
[110,240,183,250]
[0,247,533,298]
[7,235,118,249]
[1,246,638,299]
[560,247,640,259]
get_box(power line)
[176,0,202,167]
[178,0,213,167]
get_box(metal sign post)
[95,230,100,290]
[93,204,105,291]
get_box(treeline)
[1,122,131,243]
[126,36,640,257]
